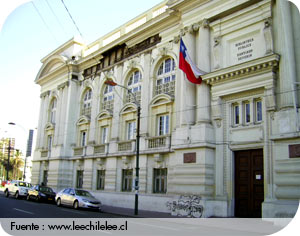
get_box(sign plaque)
[184,153,196,163]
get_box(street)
[0,192,119,218]
[0,191,290,236]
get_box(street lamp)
[104,78,141,215]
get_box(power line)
[31,1,58,43]
[36,86,300,144]
[44,0,67,35]
[60,0,83,39]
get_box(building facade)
[32,0,300,218]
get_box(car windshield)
[19,182,27,187]
[40,187,53,192]
[75,190,93,197]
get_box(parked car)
[27,185,56,203]
[55,188,101,211]
[4,180,32,199]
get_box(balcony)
[146,135,171,149]
[154,81,175,97]
[40,150,49,158]
[94,144,109,154]
[126,91,141,104]
[81,107,91,117]
[118,140,135,152]
[73,147,84,156]
[102,100,114,111]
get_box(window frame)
[122,169,133,192]
[82,89,92,116]
[255,99,263,123]
[101,126,109,144]
[153,168,167,194]
[127,121,136,140]
[155,58,176,96]
[157,114,169,136]
[244,101,251,124]
[233,103,240,126]
[96,170,105,190]
[47,135,52,151]
[80,131,87,147]
[76,170,84,189]
[50,99,57,124]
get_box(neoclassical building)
[32,0,300,218]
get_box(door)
[235,149,264,217]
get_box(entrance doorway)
[234,149,264,217]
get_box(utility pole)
[6,138,11,181]
[104,78,141,215]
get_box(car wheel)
[73,200,79,210]
[36,196,41,202]
[26,194,30,201]
[15,191,19,199]
[5,190,9,198]
[56,198,61,207]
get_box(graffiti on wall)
[166,195,204,218]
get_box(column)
[180,27,196,126]
[276,0,297,109]
[196,19,211,124]
[63,79,79,156]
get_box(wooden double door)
[234,149,264,218]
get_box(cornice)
[203,54,280,86]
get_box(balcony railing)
[147,135,171,149]
[73,147,84,156]
[102,100,114,111]
[94,144,108,154]
[81,107,91,117]
[41,150,49,158]
[126,91,141,104]
[154,81,175,96]
[118,140,135,152]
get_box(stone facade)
[32,0,300,218]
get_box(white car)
[4,180,32,199]
[55,188,101,210]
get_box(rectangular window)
[256,100,262,122]
[101,127,108,144]
[43,170,48,186]
[96,170,105,190]
[233,104,240,125]
[153,168,167,193]
[158,115,169,136]
[81,131,87,147]
[47,135,52,151]
[244,102,250,124]
[122,169,133,192]
[165,59,171,73]
[127,121,136,140]
[76,170,83,189]
[50,110,56,124]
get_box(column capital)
[200,18,210,28]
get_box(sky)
[0,0,162,153]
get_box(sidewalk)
[101,204,178,218]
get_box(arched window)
[49,98,57,124]
[155,58,176,96]
[82,89,92,116]
[102,85,114,111]
[126,70,142,103]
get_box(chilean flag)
[179,38,205,84]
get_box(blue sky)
[0,0,162,152]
